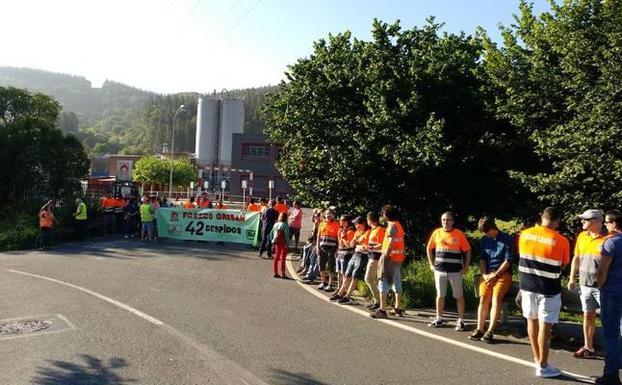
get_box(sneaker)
[366,303,375,309]
[392,308,405,317]
[573,347,596,359]
[323,285,335,293]
[370,309,388,319]
[369,303,380,311]
[428,319,444,328]
[455,319,466,331]
[124,235,129,239]
[302,278,315,284]
[273,274,280,278]
[280,274,289,279]
[482,331,494,344]
[468,330,484,341]
[595,372,622,385]
[337,297,352,305]
[536,364,561,378]
[317,282,327,290]
[329,294,342,301]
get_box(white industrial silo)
[195,96,220,165]
[218,98,245,166]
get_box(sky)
[0,0,551,94]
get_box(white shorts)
[434,271,463,299]
[521,290,561,324]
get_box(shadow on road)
[32,354,135,385]
[269,368,330,385]
[45,238,250,261]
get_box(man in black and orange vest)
[101,191,116,235]
[519,207,569,378]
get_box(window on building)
[242,144,271,160]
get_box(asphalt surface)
[0,237,607,385]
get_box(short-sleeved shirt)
[289,208,303,229]
[140,204,153,222]
[601,233,622,294]
[480,231,514,273]
[427,228,471,273]
[574,230,607,287]
[518,226,570,295]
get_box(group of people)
[291,205,622,383]
[254,196,303,278]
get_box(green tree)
[264,19,528,247]
[0,86,89,211]
[483,0,622,224]
[133,156,195,188]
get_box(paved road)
[0,239,604,385]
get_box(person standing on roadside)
[259,200,278,259]
[183,196,196,209]
[519,207,569,378]
[37,200,58,250]
[114,194,126,234]
[426,211,471,330]
[595,210,622,385]
[371,205,406,319]
[317,209,340,292]
[123,194,139,239]
[198,192,212,209]
[469,216,513,343]
[247,198,261,212]
[288,201,303,254]
[73,198,88,241]
[274,196,289,215]
[568,209,607,359]
[101,191,115,235]
[364,212,385,311]
[270,212,290,278]
[332,216,370,305]
[333,215,355,297]
[140,197,155,241]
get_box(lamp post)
[168,104,187,199]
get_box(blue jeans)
[600,289,622,375]
[379,260,403,295]
[304,245,319,280]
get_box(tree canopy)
[483,0,622,223]
[264,19,531,245]
[133,156,196,188]
[0,86,89,211]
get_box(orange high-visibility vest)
[368,225,385,254]
[318,221,340,248]
[382,221,406,262]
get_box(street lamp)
[168,104,187,199]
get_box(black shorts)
[369,251,382,261]
[344,252,368,279]
[318,246,336,273]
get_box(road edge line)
[285,259,594,383]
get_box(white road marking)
[285,259,595,384]
[7,269,269,385]
[8,269,164,325]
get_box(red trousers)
[273,244,287,275]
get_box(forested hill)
[0,66,276,156]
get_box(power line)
[220,0,264,39]
[177,0,204,35]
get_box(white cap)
[577,209,604,221]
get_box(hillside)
[0,66,276,156]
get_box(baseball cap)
[577,209,604,221]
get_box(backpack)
[274,227,286,245]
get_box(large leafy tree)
[0,87,89,211]
[483,0,622,224]
[133,156,195,188]
[264,19,529,247]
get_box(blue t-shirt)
[601,233,622,293]
[480,231,514,273]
